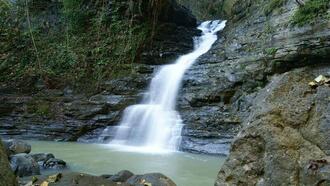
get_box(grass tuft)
[292,0,329,26]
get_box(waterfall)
[107,20,227,153]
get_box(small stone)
[313,75,330,87]
[47,173,62,183]
[308,81,318,88]
[315,75,326,83]
[23,181,33,186]
[40,181,49,186]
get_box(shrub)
[292,0,329,26]
[63,0,89,32]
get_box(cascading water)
[107,20,226,153]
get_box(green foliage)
[264,0,287,16]
[292,0,330,26]
[1,0,152,90]
[27,100,52,117]
[265,47,278,56]
[264,22,274,34]
[63,0,89,32]
[45,44,78,74]
[0,1,34,80]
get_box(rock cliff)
[178,0,330,155]
[196,0,330,185]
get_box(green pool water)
[28,141,226,186]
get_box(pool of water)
[28,141,226,186]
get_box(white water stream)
[107,20,226,153]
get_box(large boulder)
[126,173,176,186]
[0,139,18,186]
[10,153,40,177]
[30,153,67,170]
[215,67,330,185]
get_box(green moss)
[27,101,52,117]
[222,0,237,17]
[264,0,287,16]
[265,47,278,57]
[264,22,274,34]
[292,0,329,26]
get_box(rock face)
[178,0,330,155]
[137,0,199,65]
[209,0,330,184]
[216,67,330,185]
[0,139,18,186]
[0,74,149,142]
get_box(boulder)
[126,173,176,186]
[30,153,55,163]
[215,68,330,185]
[109,170,134,182]
[43,158,67,169]
[10,153,40,177]
[0,139,18,186]
[3,139,31,156]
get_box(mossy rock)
[0,139,18,186]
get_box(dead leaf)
[315,75,329,83]
[308,81,317,88]
[40,181,49,186]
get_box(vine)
[25,0,41,74]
